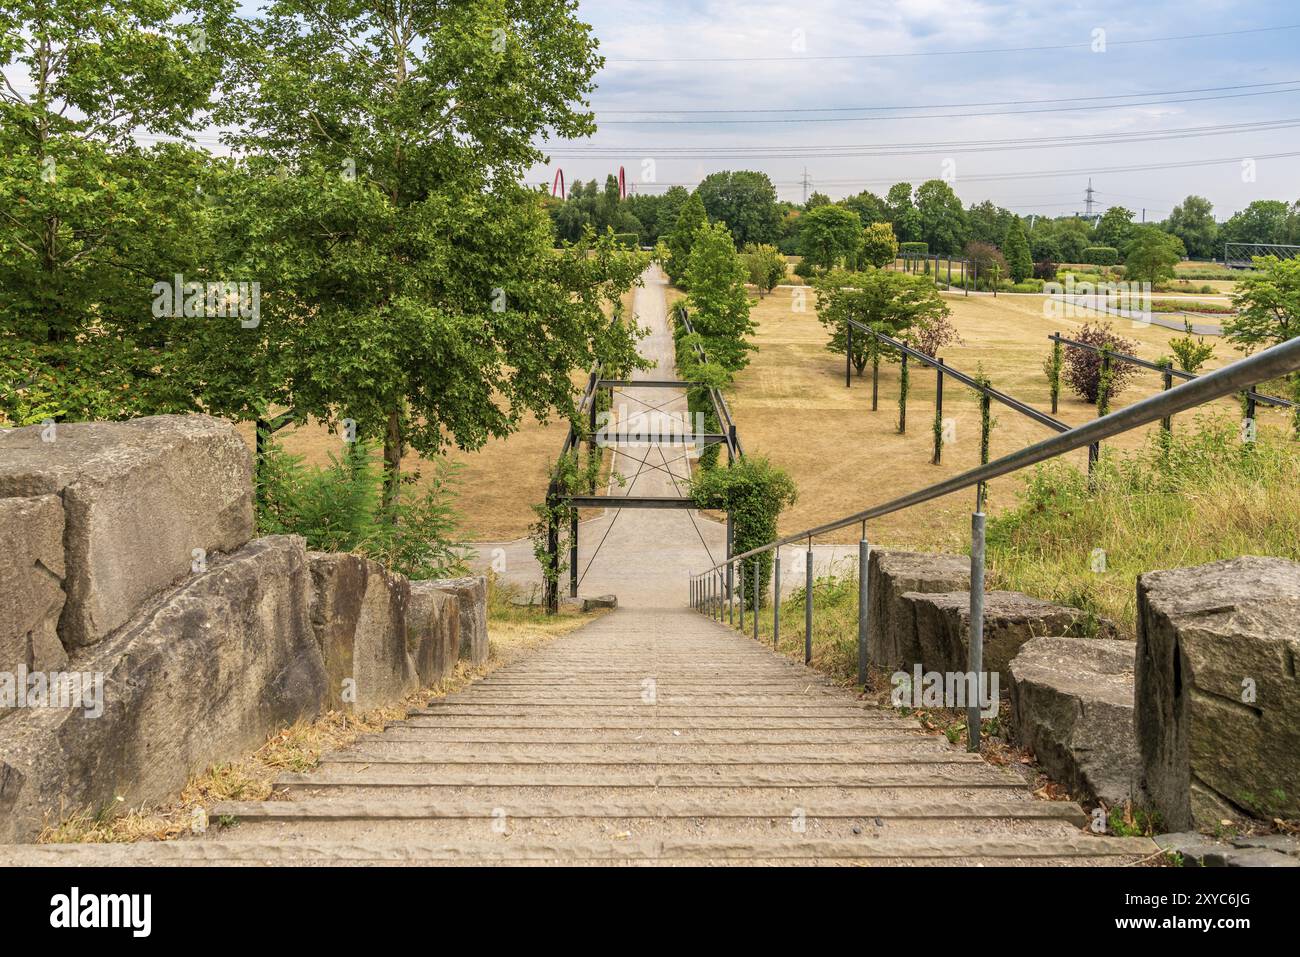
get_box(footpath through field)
[1,266,1156,865]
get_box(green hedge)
[1083,246,1119,266]
[899,242,929,258]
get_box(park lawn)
[723,288,1284,550]
[237,286,638,543]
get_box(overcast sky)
[531,0,1300,220]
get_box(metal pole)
[933,359,945,465]
[846,322,853,387]
[726,514,734,625]
[753,559,759,641]
[899,352,908,434]
[569,509,578,598]
[871,358,879,411]
[967,506,987,753]
[858,530,870,687]
[773,552,781,650]
[739,562,745,630]
[1161,363,1174,434]
[804,543,814,665]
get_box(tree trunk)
[381,406,403,520]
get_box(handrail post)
[804,543,814,665]
[871,355,879,411]
[739,561,745,631]
[899,352,908,434]
[858,526,870,688]
[968,500,987,753]
[846,322,853,388]
[1161,361,1174,434]
[569,509,579,598]
[933,359,945,465]
[726,514,734,625]
[752,559,759,641]
[773,552,781,650]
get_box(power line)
[603,23,1300,63]
[592,83,1300,124]
[543,117,1300,159]
[592,79,1300,114]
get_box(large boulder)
[1136,556,1300,831]
[426,576,489,666]
[408,583,460,688]
[0,496,68,699]
[1008,637,1138,806]
[867,550,969,672]
[901,590,1093,680]
[0,415,253,650]
[308,553,417,710]
[0,535,328,843]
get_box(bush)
[257,440,468,579]
[1032,258,1058,281]
[898,241,928,259]
[1063,322,1139,404]
[1083,246,1119,266]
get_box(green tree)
[841,190,888,225]
[695,170,781,248]
[1002,215,1033,283]
[211,0,645,509]
[1094,206,1136,251]
[914,179,968,255]
[812,269,951,374]
[967,200,1013,247]
[666,191,708,284]
[685,222,756,372]
[1123,226,1185,287]
[886,182,921,243]
[859,221,899,269]
[742,243,787,297]
[1221,200,1292,247]
[1165,195,1218,260]
[0,0,234,422]
[1226,256,1300,352]
[798,204,862,272]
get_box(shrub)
[898,241,928,259]
[1083,246,1119,266]
[1063,322,1139,404]
[742,243,787,297]
[1032,258,1058,281]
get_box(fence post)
[739,561,745,630]
[1161,362,1174,434]
[726,514,734,625]
[899,352,908,434]
[1050,334,1062,415]
[845,322,853,388]
[773,551,781,650]
[871,357,879,411]
[858,526,870,687]
[933,358,945,465]
[545,495,560,615]
[569,509,579,598]
[804,542,814,665]
[753,559,759,641]
[968,501,987,753]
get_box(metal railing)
[690,334,1300,751]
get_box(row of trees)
[2,1,647,515]
[546,167,1300,266]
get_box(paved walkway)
[1,265,1155,866]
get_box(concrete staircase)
[1,607,1156,865]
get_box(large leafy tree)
[1094,206,1136,251]
[798,204,862,272]
[694,170,780,248]
[860,221,899,269]
[1123,226,1185,287]
[967,200,1013,247]
[1226,256,1300,352]
[211,0,646,507]
[0,0,234,423]
[885,182,921,243]
[665,190,707,284]
[684,221,755,372]
[1221,200,1292,247]
[914,179,968,255]
[1165,195,1217,260]
[813,269,951,374]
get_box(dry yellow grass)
[37,585,605,844]
[726,289,1283,548]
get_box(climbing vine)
[529,451,583,613]
[690,455,797,606]
[1044,338,1063,413]
[1096,348,1114,416]
[897,354,909,433]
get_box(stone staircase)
[3,606,1154,865]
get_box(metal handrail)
[1050,332,1296,410]
[694,334,1300,575]
[691,333,1300,749]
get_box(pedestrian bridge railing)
[689,334,1300,750]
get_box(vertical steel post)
[933,358,945,465]
[846,323,853,387]
[739,562,745,630]
[1161,363,1174,434]
[804,544,814,665]
[899,352,908,434]
[968,505,987,753]
[871,359,879,411]
[726,515,734,625]
[773,552,781,650]
[569,509,578,598]
[753,559,759,641]
[858,529,870,687]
